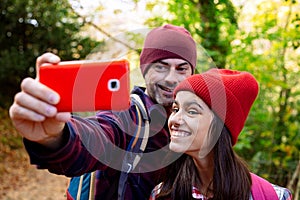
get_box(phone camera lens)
[108,79,120,91]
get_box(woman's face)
[168,91,214,158]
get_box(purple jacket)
[24,86,170,200]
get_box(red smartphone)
[39,59,130,112]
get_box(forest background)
[0,0,299,199]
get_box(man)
[9,24,197,199]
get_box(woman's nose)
[170,111,184,125]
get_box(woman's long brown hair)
[156,115,252,200]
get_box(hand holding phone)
[39,60,130,112]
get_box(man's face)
[144,58,193,107]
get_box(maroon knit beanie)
[140,24,197,76]
[174,68,259,145]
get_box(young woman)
[150,69,293,200]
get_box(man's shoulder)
[131,86,146,96]
[131,86,153,107]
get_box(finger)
[15,91,59,118]
[21,78,60,105]
[55,112,71,122]
[9,103,45,122]
[36,53,60,79]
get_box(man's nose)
[164,68,178,85]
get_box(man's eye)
[154,64,168,72]
[177,67,188,72]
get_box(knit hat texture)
[174,68,259,145]
[140,24,197,76]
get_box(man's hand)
[9,53,71,149]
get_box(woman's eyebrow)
[173,101,204,110]
[184,101,204,110]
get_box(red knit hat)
[174,68,259,145]
[140,24,197,76]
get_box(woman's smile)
[170,127,192,137]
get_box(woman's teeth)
[172,131,191,137]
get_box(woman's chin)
[169,143,185,153]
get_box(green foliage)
[228,0,300,187]
[144,0,238,68]
[0,0,101,108]
[141,0,299,189]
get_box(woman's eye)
[188,110,199,115]
[172,107,179,113]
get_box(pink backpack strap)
[250,173,278,200]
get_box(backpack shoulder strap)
[88,171,96,200]
[71,94,149,200]
[117,93,149,199]
[128,93,149,162]
[250,173,279,200]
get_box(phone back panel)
[40,60,130,112]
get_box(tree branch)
[68,4,139,53]
[287,159,300,196]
